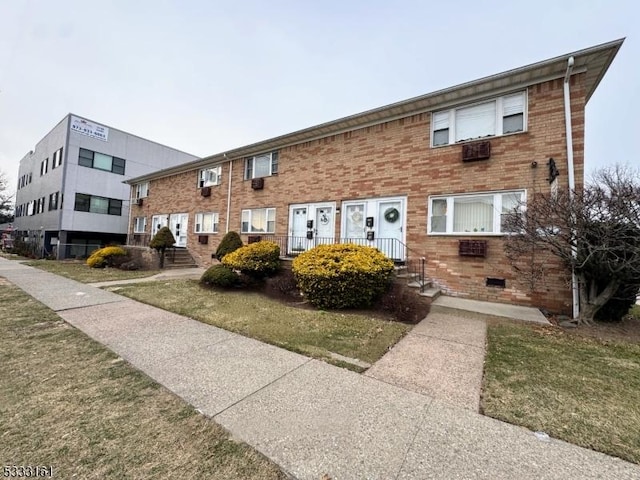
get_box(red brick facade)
[129,74,588,314]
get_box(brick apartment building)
[125,39,623,314]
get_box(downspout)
[126,186,133,246]
[225,153,232,233]
[563,56,579,320]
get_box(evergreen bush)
[292,243,394,309]
[200,264,240,288]
[149,226,175,268]
[86,246,127,268]
[222,241,280,278]
[215,231,243,261]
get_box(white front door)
[288,202,336,254]
[151,215,168,236]
[169,213,188,247]
[377,200,405,260]
[290,207,308,253]
[343,202,366,241]
[341,196,406,260]
[314,205,334,245]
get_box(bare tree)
[503,165,640,324]
[0,171,14,223]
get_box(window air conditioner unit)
[247,235,262,244]
[198,235,208,244]
[459,239,487,257]
[200,186,212,197]
[462,140,491,162]
[136,198,143,206]
[251,178,264,190]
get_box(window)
[48,192,60,211]
[27,201,34,216]
[194,212,219,233]
[78,148,126,175]
[432,92,526,146]
[40,158,48,176]
[74,193,123,216]
[52,147,63,168]
[135,182,149,199]
[35,197,45,214]
[198,166,222,188]
[134,216,147,233]
[241,208,275,234]
[245,152,278,179]
[428,190,525,235]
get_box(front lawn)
[109,280,410,367]
[483,320,640,464]
[0,281,285,479]
[25,259,159,283]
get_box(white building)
[13,114,198,258]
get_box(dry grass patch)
[109,280,409,365]
[25,259,159,283]
[483,320,640,464]
[0,282,286,479]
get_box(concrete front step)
[419,287,441,299]
[164,264,199,270]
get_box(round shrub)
[222,241,280,278]
[200,264,240,288]
[86,246,127,268]
[216,231,243,261]
[292,244,394,309]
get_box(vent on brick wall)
[198,235,208,244]
[200,186,211,197]
[459,239,487,257]
[486,277,506,288]
[136,198,143,206]
[251,178,264,190]
[247,235,262,244]
[462,140,491,162]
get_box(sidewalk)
[1,257,638,480]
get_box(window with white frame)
[198,166,222,188]
[134,216,147,233]
[428,190,525,235]
[194,212,219,233]
[135,182,149,199]
[241,208,275,234]
[244,152,278,180]
[432,92,526,146]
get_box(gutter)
[563,56,580,319]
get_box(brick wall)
[130,74,586,314]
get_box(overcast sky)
[1,0,637,197]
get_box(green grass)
[0,280,286,479]
[630,304,640,320]
[483,321,640,464]
[109,280,410,365]
[24,259,160,283]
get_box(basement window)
[486,277,506,288]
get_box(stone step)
[407,279,431,288]
[164,263,199,270]
[419,287,441,299]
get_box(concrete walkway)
[1,258,638,480]
[365,311,487,411]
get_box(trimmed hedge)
[200,264,240,288]
[222,241,280,278]
[86,246,127,268]
[292,243,394,309]
[215,231,243,261]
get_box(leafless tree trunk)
[503,165,640,324]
